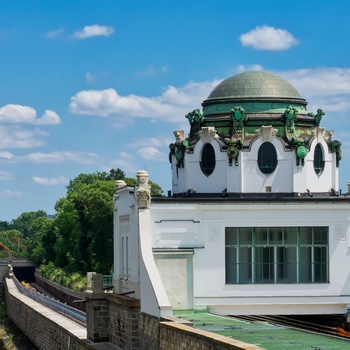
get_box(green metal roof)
[206,71,303,101]
[173,310,350,350]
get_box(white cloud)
[74,25,114,39]
[137,147,166,160]
[69,80,219,122]
[277,67,350,114]
[0,126,47,149]
[0,171,13,181]
[0,152,14,160]
[32,176,69,186]
[1,189,21,197]
[19,151,98,164]
[239,25,298,50]
[35,110,61,125]
[126,137,164,148]
[0,104,61,125]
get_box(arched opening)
[313,143,324,175]
[257,142,278,175]
[200,143,215,176]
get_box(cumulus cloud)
[277,67,350,113]
[74,25,114,39]
[19,151,98,164]
[239,25,298,50]
[0,104,61,125]
[32,176,69,186]
[0,189,21,197]
[69,80,219,122]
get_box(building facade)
[113,71,350,317]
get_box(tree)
[12,210,47,237]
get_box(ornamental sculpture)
[136,170,151,208]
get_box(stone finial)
[173,130,185,142]
[136,170,151,208]
[115,180,127,189]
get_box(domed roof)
[206,71,302,101]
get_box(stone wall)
[6,274,263,350]
[107,294,140,350]
[5,278,96,350]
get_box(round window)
[200,143,215,176]
[257,142,278,175]
[313,143,324,175]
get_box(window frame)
[313,143,325,176]
[200,143,216,176]
[225,226,329,285]
[257,142,278,175]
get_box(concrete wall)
[35,273,86,311]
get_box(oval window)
[257,142,278,175]
[313,143,324,175]
[201,143,216,176]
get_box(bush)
[40,262,87,291]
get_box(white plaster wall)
[301,138,337,193]
[150,201,350,313]
[243,138,293,193]
[172,136,339,195]
[113,187,139,295]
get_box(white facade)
[113,71,349,317]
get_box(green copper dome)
[206,71,303,101]
[202,71,307,115]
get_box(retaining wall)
[5,278,98,350]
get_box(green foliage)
[14,168,163,288]
[0,230,25,258]
[40,262,87,291]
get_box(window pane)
[239,227,252,245]
[284,227,297,245]
[257,142,278,175]
[300,227,313,244]
[201,143,216,176]
[256,227,268,245]
[225,247,237,283]
[314,143,325,175]
[255,247,274,283]
[277,247,297,283]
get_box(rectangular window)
[225,227,329,284]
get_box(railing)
[12,276,86,325]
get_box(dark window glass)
[200,143,215,176]
[314,144,324,175]
[257,142,278,174]
[225,226,329,284]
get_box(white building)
[113,71,350,318]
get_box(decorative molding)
[198,127,218,143]
[312,127,333,143]
[255,125,278,142]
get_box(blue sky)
[1,0,350,221]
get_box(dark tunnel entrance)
[13,265,36,283]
